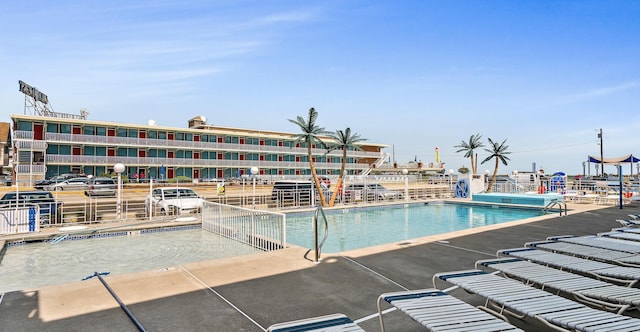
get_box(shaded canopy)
[588,154,640,164]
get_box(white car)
[145,187,206,215]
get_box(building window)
[46,144,59,154]
[46,123,58,133]
[60,124,71,134]
[96,127,106,136]
[83,126,95,135]
[84,146,95,155]
[224,152,238,160]
[59,145,72,155]
[17,120,32,131]
[148,130,157,139]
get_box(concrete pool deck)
[1,202,640,331]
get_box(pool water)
[0,228,262,293]
[285,203,544,252]
[0,203,543,292]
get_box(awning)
[588,154,640,164]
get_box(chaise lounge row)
[267,226,640,331]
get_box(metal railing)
[201,201,286,251]
[304,207,329,263]
[543,200,567,216]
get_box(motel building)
[9,81,389,186]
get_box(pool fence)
[201,201,286,251]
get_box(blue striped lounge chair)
[377,288,523,331]
[266,313,364,332]
[477,257,640,314]
[497,247,640,287]
[433,269,640,331]
[600,229,640,242]
[549,235,640,254]
[526,239,640,267]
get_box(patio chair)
[476,257,640,314]
[497,247,640,286]
[433,269,640,332]
[549,235,640,254]
[377,288,523,331]
[266,313,364,332]
[525,239,640,267]
[599,229,640,242]
[616,219,640,227]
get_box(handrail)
[304,207,329,263]
[543,200,567,216]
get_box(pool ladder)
[304,207,329,263]
[543,200,567,216]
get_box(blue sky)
[1,1,638,176]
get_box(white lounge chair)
[266,313,364,332]
[549,235,640,254]
[498,247,640,286]
[526,239,640,267]
[477,257,640,314]
[600,230,640,242]
[433,269,640,332]
[377,288,523,331]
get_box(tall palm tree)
[325,128,366,207]
[288,107,331,206]
[480,138,511,192]
[455,134,484,174]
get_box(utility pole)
[598,128,604,176]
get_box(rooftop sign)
[19,80,49,104]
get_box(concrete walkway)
[1,203,639,331]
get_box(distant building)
[10,113,388,185]
[0,122,12,175]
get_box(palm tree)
[480,138,511,192]
[288,107,332,206]
[325,128,366,206]
[455,134,484,174]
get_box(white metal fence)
[201,202,286,251]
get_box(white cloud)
[557,81,638,104]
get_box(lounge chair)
[613,227,640,234]
[377,288,523,331]
[526,239,640,267]
[433,269,640,331]
[599,230,640,242]
[477,257,640,314]
[549,235,640,254]
[497,247,640,286]
[616,219,640,227]
[266,313,364,332]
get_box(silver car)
[84,177,116,196]
[47,177,90,191]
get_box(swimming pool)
[285,202,545,252]
[0,202,544,292]
[0,227,263,292]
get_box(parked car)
[271,180,332,205]
[145,187,206,215]
[308,176,331,188]
[84,177,116,196]
[47,177,90,191]
[0,190,62,223]
[35,173,86,190]
[343,183,403,201]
